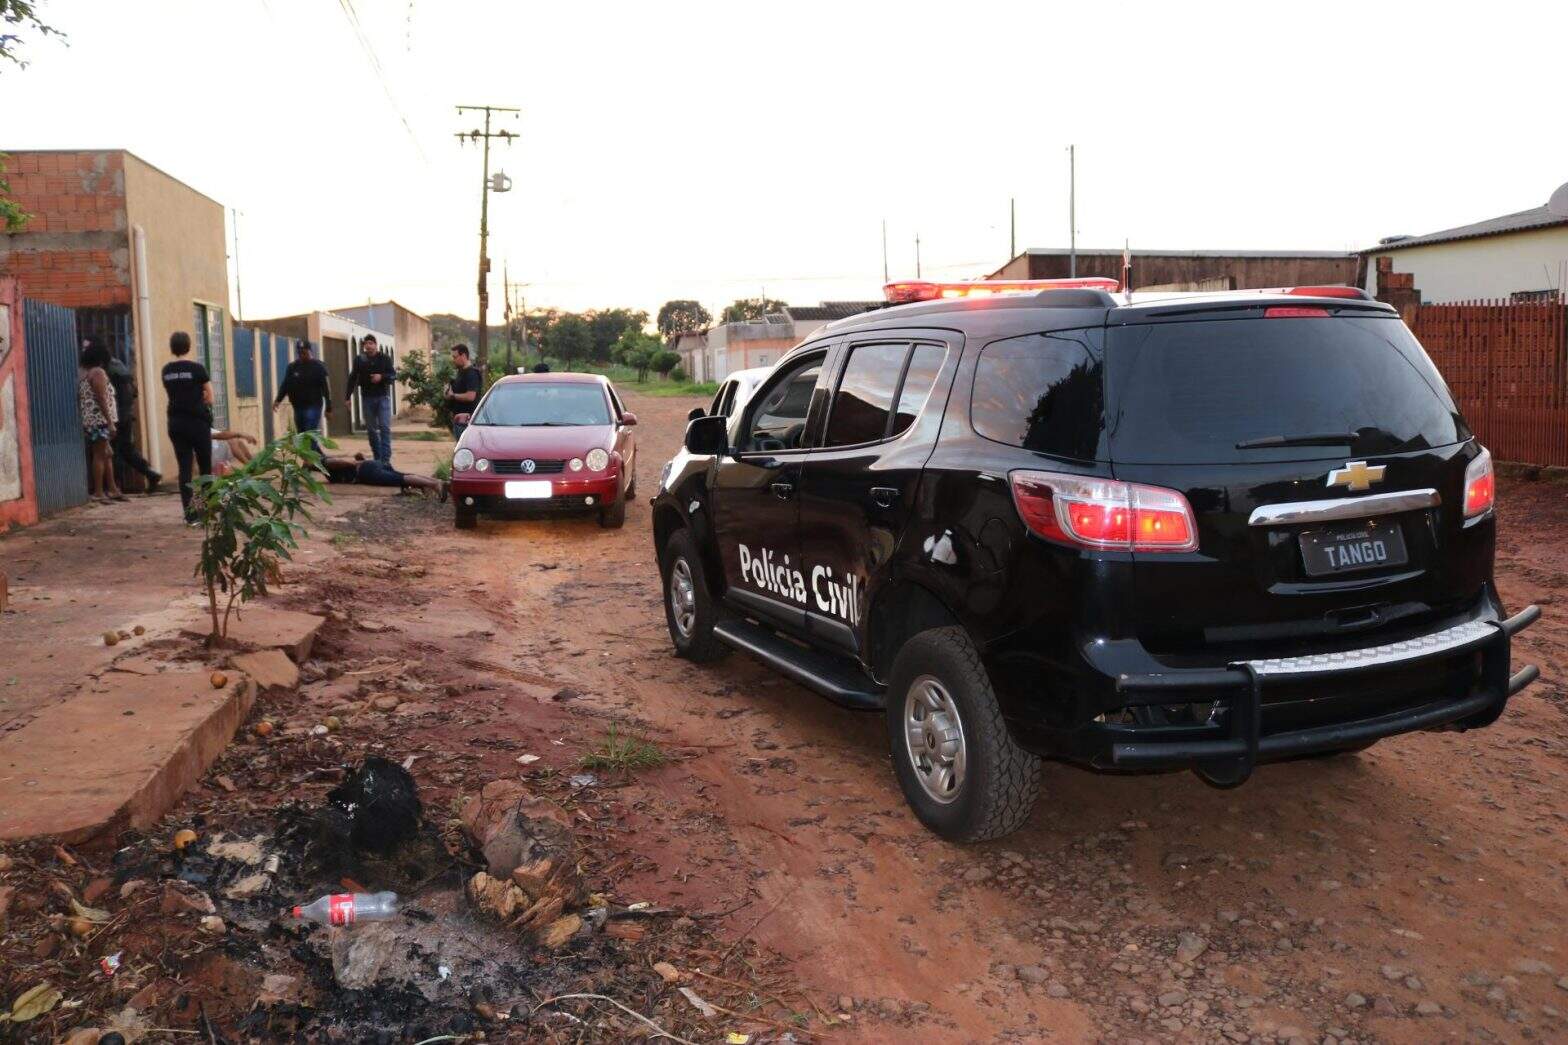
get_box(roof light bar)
[1280,285,1371,300]
[884,277,1120,304]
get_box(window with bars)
[193,301,229,428]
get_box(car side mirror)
[686,406,706,423]
[620,411,638,427]
[685,414,728,456]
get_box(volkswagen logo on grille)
[520,459,537,474]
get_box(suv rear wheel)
[887,627,1040,842]
[662,529,729,662]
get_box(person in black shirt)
[273,341,332,437]
[446,343,483,440]
[97,338,161,494]
[161,330,214,521]
[345,334,396,465]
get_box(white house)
[1360,184,1568,304]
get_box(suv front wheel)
[662,529,729,662]
[887,627,1040,842]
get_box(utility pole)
[881,219,888,283]
[503,261,513,375]
[1009,197,1016,260]
[231,208,244,325]
[915,233,922,278]
[455,104,519,371]
[1068,145,1077,277]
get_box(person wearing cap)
[345,333,396,465]
[274,340,332,437]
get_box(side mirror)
[686,406,706,423]
[620,411,638,427]
[684,414,728,456]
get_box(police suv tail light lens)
[453,449,474,472]
[476,457,491,472]
[568,457,584,472]
[1010,470,1197,553]
[585,448,610,472]
[1464,447,1495,518]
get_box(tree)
[651,350,680,379]
[0,154,26,233]
[546,313,594,365]
[191,432,329,645]
[398,349,460,430]
[613,329,662,382]
[721,297,788,323]
[1,1,63,69]
[657,300,711,341]
[588,308,647,362]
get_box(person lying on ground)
[210,429,258,474]
[315,453,448,501]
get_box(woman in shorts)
[78,340,126,503]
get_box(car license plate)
[504,480,552,500]
[1299,519,1408,577]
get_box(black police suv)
[650,279,1540,842]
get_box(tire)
[661,529,729,663]
[455,504,478,530]
[886,626,1040,842]
[625,470,637,500]
[598,495,627,529]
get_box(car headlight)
[476,457,491,472]
[585,448,610,472]
[453,448,474,471]
[568,457,584,472]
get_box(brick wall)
[0,150,132,308]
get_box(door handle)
[870,486,898,508]
[771,481,795,501]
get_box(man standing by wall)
[274,341,332,437]
[345,334,395,464]
[162,331,214,522]
[100,338,161,493]
[447,343,482,440]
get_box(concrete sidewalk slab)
[183,606,324,663]
[230,649,300,690]
[0,670,256,844]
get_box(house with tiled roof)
[1360,184,1568,305]
[673,301,880,382]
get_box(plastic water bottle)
[291,891,398,926]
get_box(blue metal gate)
[23,299,88,517]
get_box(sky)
[3,0,1566,324]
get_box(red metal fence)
[1412,300,1568,467]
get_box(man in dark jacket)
[98,340,161,494]
[345,334,396,464]
[273,340,332,437]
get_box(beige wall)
[122,153,237,462]
[1361,227,1568,303]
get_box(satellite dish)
[1549,181,1568,217]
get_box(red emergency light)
[1280,285,1370,300]
[884,277,1121,304]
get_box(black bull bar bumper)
[1106,605,1540,787]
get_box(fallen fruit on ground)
[210,671,228,689]
[102,631,118,646]
[252,720,273,737]
[172,828,198,851]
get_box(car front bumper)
[1031,604,1540,787]
[452,470,621,509]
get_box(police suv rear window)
[971,332,1105,460]
[1105,316,1467,464]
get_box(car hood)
[459,424,615,459]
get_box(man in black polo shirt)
[446,343,483,440]
[161,331,213,521]
[273,340,332,437]
[345,334,395,465]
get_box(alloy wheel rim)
[670,558,697,638]
[903,674,966,804]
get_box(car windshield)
[472,383,611,427]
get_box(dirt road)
[299,391,1567,1043]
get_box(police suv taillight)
[1010,470,1198,553]
[1463,447,1495,519]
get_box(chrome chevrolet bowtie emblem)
[1327,460,1385,492]
[520,459,537,474]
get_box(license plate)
[503,480,552,500]
[1299,519,1408,577]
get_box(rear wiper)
[1235,432,1358,449]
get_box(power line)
[336,0,426,161]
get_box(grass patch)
[580,725,666,774]
[433,459,452,481]
[537,360,716,398]
[329,532,357,547]
[394,430,450,442]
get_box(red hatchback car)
[449,373,637,529]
